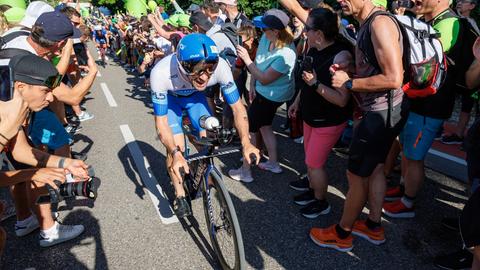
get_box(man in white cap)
[21,1,55,29]
[1,1,54,36]
[214,0,248,28]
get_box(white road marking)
[101,83,117,107]
[119,125,178,225]
[97,71,102,77]
[428,148,467,166]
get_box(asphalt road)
[0,52,471,270]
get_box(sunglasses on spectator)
[16,73,63,89]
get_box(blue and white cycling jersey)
[150,54,240,117]
[150,54,240,135]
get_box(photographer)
[138,46,164,87]
[1,54,90,247]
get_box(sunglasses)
[17,73,63,89]
[181,60,218,77]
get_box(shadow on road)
[1,209,107,269]
[117,140,220,268]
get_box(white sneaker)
[15,215,40,237]
[293,136,304,144]
[78,111,94,122]
[228,167,253,183]
[258,162,283,174]
[40,222,84,247]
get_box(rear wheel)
[202,171,245,270]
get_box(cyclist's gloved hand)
[172,151,190,180]
[242,143,260,166]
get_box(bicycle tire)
[202,170,246,270]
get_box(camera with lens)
[143,44,157,53]
[36,176,101,205]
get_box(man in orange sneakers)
[284,0,407,251]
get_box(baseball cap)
[34,11,74,42]
[20,1,54,28]
[372,0,387,8]
[164,14,180,28]
[4,7,25,24]
[189,11,213,32]
[177,14,191,28]
[165,14,191,29]
[187,4,201,12]
[9,54,61,89]
[298,0,322,9]
[214,0,238,5]
[253,9,290,30]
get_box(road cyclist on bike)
[92,24,110,63]
[150,33,260,218]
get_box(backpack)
[358,11,447,99]
[434,9,479,90]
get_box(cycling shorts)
[166,92,212,135]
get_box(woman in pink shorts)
[288,7,353,219]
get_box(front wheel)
[202,171,245,270]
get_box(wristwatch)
[171,146,182,157]
[345,79,353,90]
[313,80,321,89]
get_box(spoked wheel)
[202,171,245,270]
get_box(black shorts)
[461,91,475,113]
[348,103,408,177]
[460,188,480,248]
[248,92,282,133]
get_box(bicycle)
[178,115,246,270]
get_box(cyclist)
[92,24,109,62]
[150,33,260,217]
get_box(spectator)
[434,37,480,270]
[203,2,227,26]
[232,23,259,103]
[287,7,353,219]
[2,53,89,247]
[383,0,474,219]
[441,0,480,145]
[228,9,296,182]
[303,0,407,251]
[214,0,249,27]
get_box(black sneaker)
[173,196,192,218]
[300,200,331,219]
[434,249,473,270]
[441,217,460,232]
[441,134,464,145]
[289,174,309,191]
[293,189,315,206]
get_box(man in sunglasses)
[1,54,89,247]
[150,33,260,217]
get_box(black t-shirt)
[300,42,352,128]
